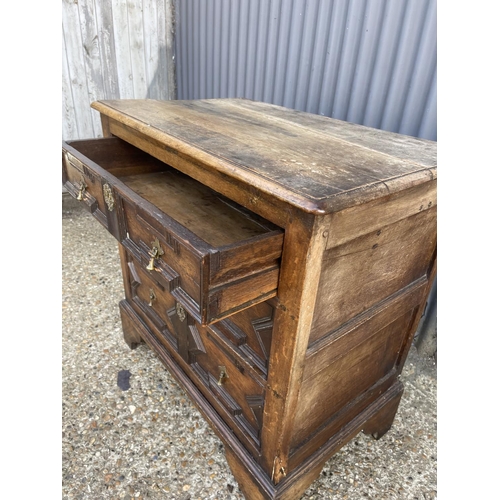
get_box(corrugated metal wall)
[62,0,175,140]
[175,0,436,140]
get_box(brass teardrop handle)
[217,366,228,386]
[103,183,115,211]
[76,178,87,201]
[176,303,186,322]
[146,238,164,271]
[148,288,156,306]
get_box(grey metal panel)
[174,0,437,141]
[363,0,407,130]
[346,0,385,125]
[399,0,437,137]
[380,0,432,133]
[418,67,437,140]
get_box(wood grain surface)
[91,99,436,214]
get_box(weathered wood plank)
[62,0,95,138]
[156,0,170,100]
[94,0,120,99]
[62,30,78,140]
[142,0,160,99]
[310,206,437,342]
[127,0,149,98]
[326,179,437,248]
[233,100,437,168]
[164,0,177,100]
[78,0,105,135]
[110,0,135,99]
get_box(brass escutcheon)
[176,303,186,322]
[103,183,115,211]
[148,288,156,306]
[217,366,228,386]
[146,238,164,271]
[77,178,87,201]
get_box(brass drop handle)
[146,238,164,271]
[146,249,158,271]
[76,179,87,201]
[103,183,115,211]
[217,366,228,386]
[148,288,156,307]
[176,303,186,322]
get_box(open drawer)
[62,137,284,325]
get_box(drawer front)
[189,324,266,450]
[122,249,266,455]
[124,253,180,351]
[213,300,276,377]
[63,137,284,325]
[120,198,205,320]
[120,196,283,325]
[62,149,110,228]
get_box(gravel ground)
[62,196,437,500]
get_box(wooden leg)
[362,381,404,440]
[119,300,144,349]
[225,446,274,500]
[225,382,406,500]
[225,445,326,500]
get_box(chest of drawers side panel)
[287,188,437,470]
[310,206,437,343]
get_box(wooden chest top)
[91,99,437,214]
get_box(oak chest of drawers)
[62,98,437,500]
